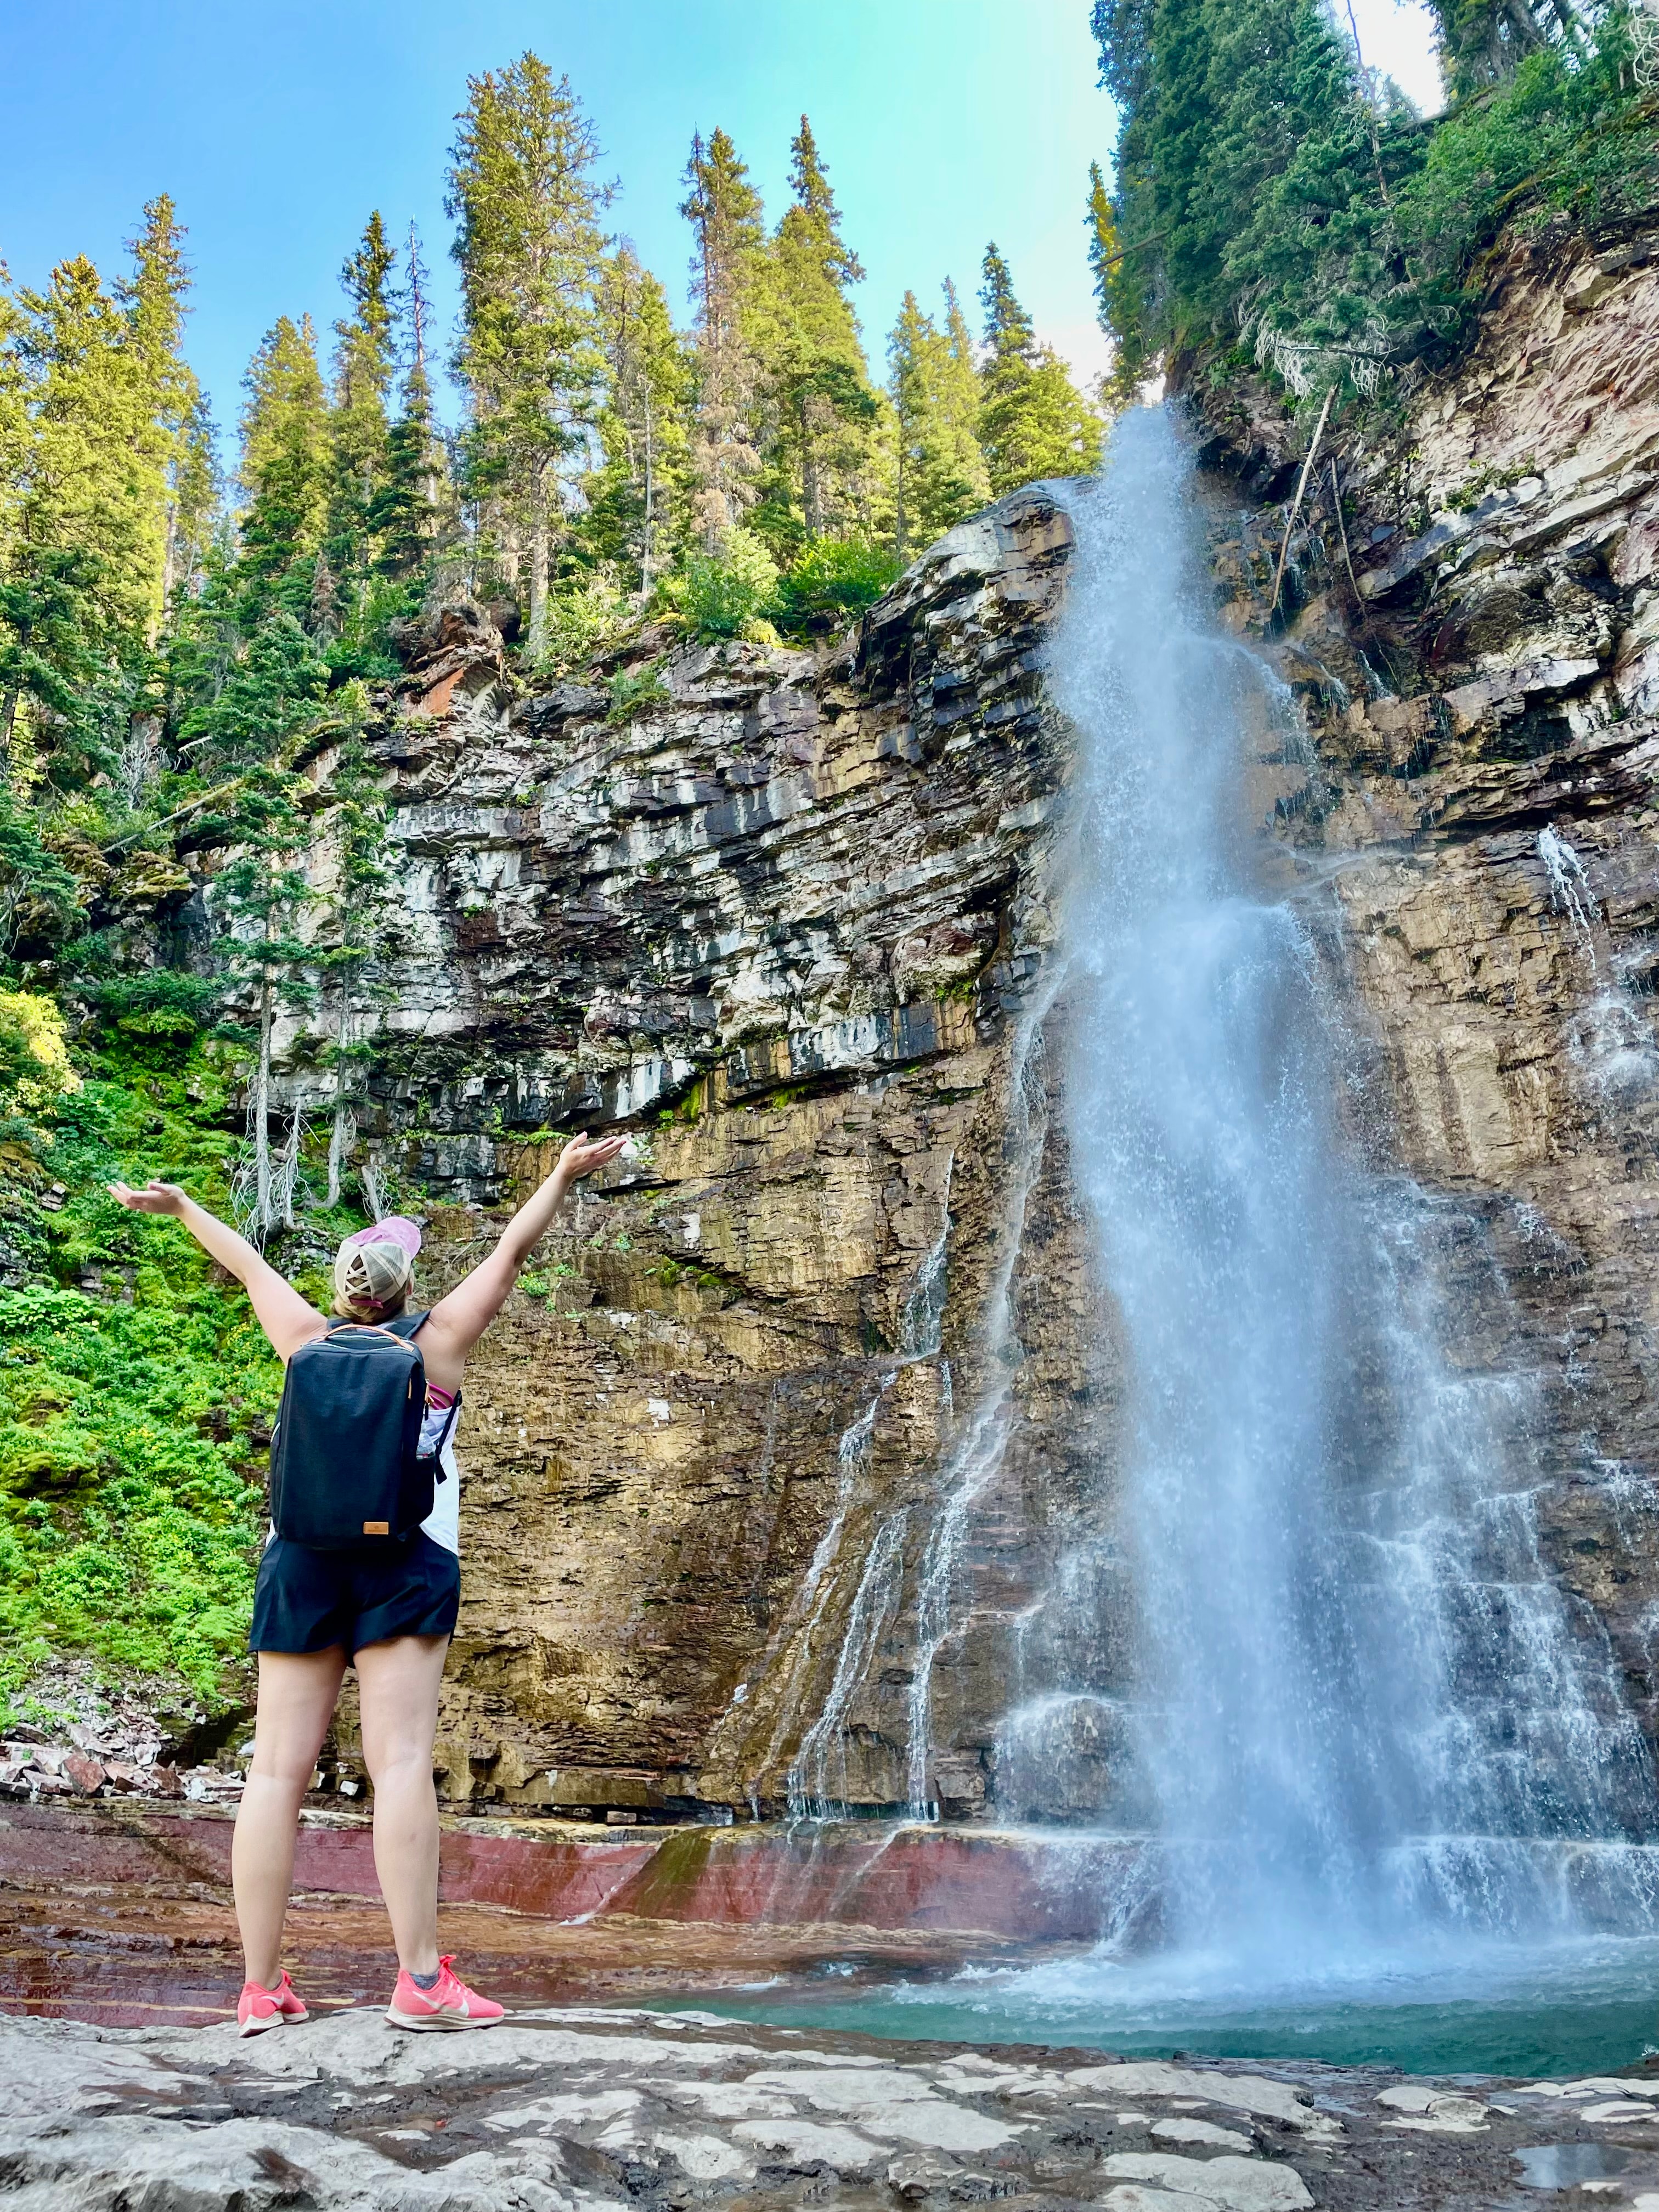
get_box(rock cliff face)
[262,208,1659,1825]
[1190,208,1659,1749]
[268,494,1100,1817]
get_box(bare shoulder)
[272,1309,331,1363]
[409,1296,473,1393]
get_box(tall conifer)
[888,285,990,557]
[680,128,765,549]
[1090,0,1423,387]
[584,246,696,592]
[0,253,159,782]
[371,225,450,590]
[1434,0,1546,93]
[238,315,330,608]
[977,245,1102,495]
[121,196,206,633]
[752,117,879,545]
[328,212,397,596]
[448,54,611,646]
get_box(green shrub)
[662,528,780,641]
[605,659,671,725]
[1094,0,1657,397]
[81,969,219,1039]
[1397,46,1659,323]
[775,538,904,634]
[0,991,78,1113]
[531,569,633,678]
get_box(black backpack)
[268,1311,459,1550]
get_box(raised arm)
[415,1132,628,1387]
[109,1181,329,1363]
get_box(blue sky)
[1,0,1442,463]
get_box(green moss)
[606,1822,715,1915]
[0,1030,288,1728]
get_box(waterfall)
[1001,405,1659,1971]
[789,1163,957,1819]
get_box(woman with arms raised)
[110,1132,625,2033]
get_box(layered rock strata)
[258,494,1103,1819]
[1189,210,1659,1748]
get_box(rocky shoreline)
[7,2000,1659,2211]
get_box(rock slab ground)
[8,2004,1659,2210]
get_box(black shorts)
[249,1530,460,1658]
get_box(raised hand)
[108,1180,189,1216]
[554,1132,631,1186]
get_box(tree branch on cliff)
[1269,386,1335,623]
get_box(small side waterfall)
[997,406,1659,1970]
[788,1162,958,1819]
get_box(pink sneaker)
[385,1954,504,2032]
[236,1971,309,2038]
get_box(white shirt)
[417,1402,461,1556]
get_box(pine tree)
[0,253,154,785]
[120,196,207,634]
[179,611,329,1235]
[979,245,1036,364]
[0,277,25,568]
[328,212,397,596]
[238,314,330,610]
[210,761,317,1239]
[164,392,220,613]
[1086,161,1142,409]
[448,53,612,647]
[1434,0,1546,94]
[750,117,879,548]
[940,283,985,450]
[1088,0,1424,388]
[313,701,399,1207]
[0,546,108,785]
[369,225,450,590]
[1210,0,1412,388]
[977,245,1102,495]
[1085,161,1121,341]
[583,245,696,593]
[178,603,329,770]
[680,127,765,549]
[13,259,151,636]
[888,285,990,557]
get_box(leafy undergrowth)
[0,1028,287,1731]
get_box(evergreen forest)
[2,1,1655,1730]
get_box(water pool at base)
[659,1937,1659,2079]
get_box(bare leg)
[356,1634,449,1976]
[232,1647,347,1988]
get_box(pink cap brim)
[341,1215,422,1259]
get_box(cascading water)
[994,405,1659,1979]
[694,408,1659,2069]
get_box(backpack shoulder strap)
[323,1310,429,1340]
[321,1321,424,1357]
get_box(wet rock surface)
[10,2001,1659,2211]
[1184,208,1659,1782]
[0,1801,1105,2030]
